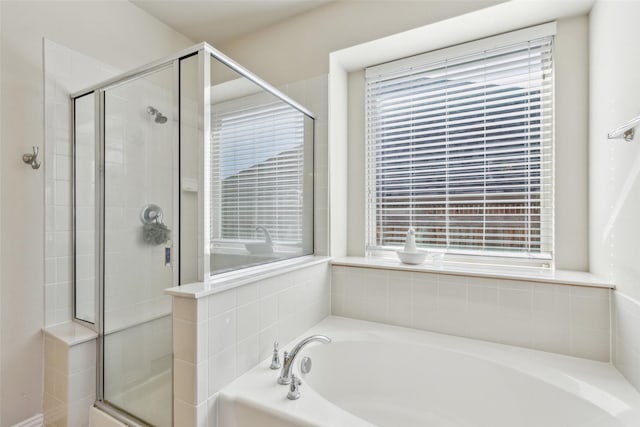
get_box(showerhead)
[146,106,168,124]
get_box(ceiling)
[131,0,334,45]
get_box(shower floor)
[107,369,172,427]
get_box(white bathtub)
[218,317,640,427]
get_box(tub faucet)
[277,335,331,385]
[246,226,274,255]
[255,225,273,245]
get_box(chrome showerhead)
[146,106,167,124]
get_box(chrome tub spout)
[277,335,331,385]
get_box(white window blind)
[366,30,554,260]
[211,99,305,244]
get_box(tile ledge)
[43,321,97,346]
[165,255,332,299]
[333,256,613,288]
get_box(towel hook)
[608,115,640,142]
[22,146,41,170]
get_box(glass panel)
[74,93,96,324]
[209,55,314,275]
[102,65,175,427]
[179,53,200,284]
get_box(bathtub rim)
[217,315,640,427]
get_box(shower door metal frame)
[71,42,314,426]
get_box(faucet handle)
[270,341,281,370]
[287,374,302,400]
[277,351,291,384]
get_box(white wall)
[0,1,192,425]
[218,0,504,86]
[589,0,640,299]
[554,15,590,270]
[589,0,640,391]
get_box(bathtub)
[218,317,640,427]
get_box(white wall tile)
[236,301,259,341]
[174,359,196,404]
[236,282,259,306]
[208,289,236,316]
[174,399,195,427]
[573,295,609,331]
[209,346,237,395]
[209,310,236,355]
[236,335,260,376]
[68,370,94,403]
[68,341,95,375]
[331,265,611,361]
[259,294,279,329]
[498,288,532,320]
[387,276,412,328]
[44,330,97,427]
[571,328,610,362]
[174,259,332,423]
[258,276,289,298]
[174,297,198,323]
[258,324,279,362]
[69,396,94,427]
[174,318,197,364]
[196,319,209,365]
[614,291,640,391]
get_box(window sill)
[332,256,613,289]
[165,255,332,299]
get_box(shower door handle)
[165,247,171,267]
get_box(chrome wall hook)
[608,115,640,142]
[22,146,41,169]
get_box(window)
[212,100,305,244]
[365,25,554,262]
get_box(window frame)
[364,23,556,266]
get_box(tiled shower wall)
[100,73,175,333]
[44,39,118,326]
[332,265,611,362]
[45,39,176,329]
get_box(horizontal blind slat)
[211,99,306,243]
[366,34,554,259]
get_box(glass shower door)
[101,64,176,426]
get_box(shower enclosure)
[72,43,314,426]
